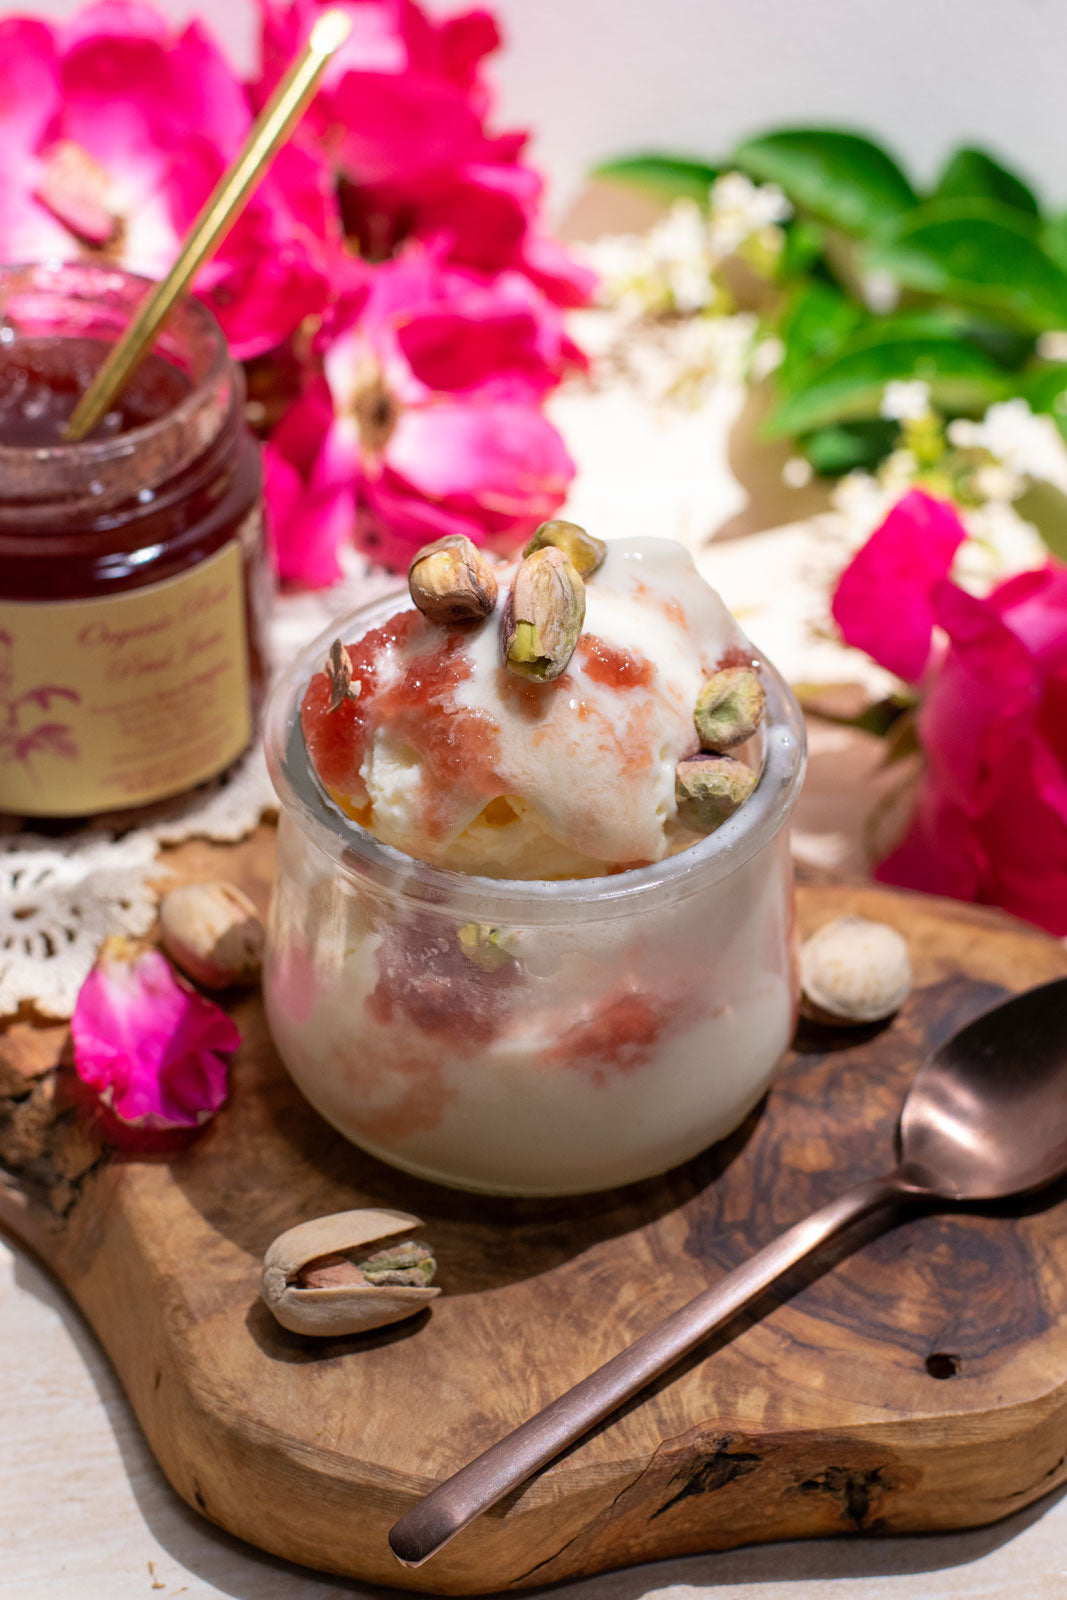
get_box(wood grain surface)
[3,828,1067,1594]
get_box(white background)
[23,0,1067,216]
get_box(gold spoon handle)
[388,1171,913,1569]
[63,8,351,443]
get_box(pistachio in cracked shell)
[408,534,498,624]
[695,665,765,751]
[675,753,757,832]
[523,519,607,578]
[799,916,913,1025]
[457,922,517,972]
[261,1207,439,1337]
[502,545,586,681]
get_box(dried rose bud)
[502,546,586,681]
[159,882,264,991]
[799,916,913,1025]
[523,519,607,579]
[675,753,757,832]
[694,666,765,751]
[408,534,498,624]
[324,639,361,712]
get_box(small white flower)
[707,172,791,256]
[972,463,1024,503]
[948,398,1067,492]
[879,380,931,423]
[1037,330,1067,363]
[581,203,717,317]
[881,448,920,495]
[749,336,784,381]
[861,271,901,314]
[669,311,759,392]
[946,417,983,450]
[955,499,1049,591]
[782,456,814,488]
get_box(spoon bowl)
[901,978,1067,1201]
[389,974,1067,1569]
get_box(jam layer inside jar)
[0,336,191,447]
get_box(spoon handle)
[389,1172,907,1568]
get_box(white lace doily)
[0,830,160,1018]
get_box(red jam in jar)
[0,263,269,818]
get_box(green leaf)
[865,199,1067,332]
[733,128,917,236]
[1019,363,1067,438]
[591,152,718,204]
[778,217,825,280]
[801,419,897,475]
[1013,478,1067,561]
[765,330,1009,437]
[1042,213,1067,274]
[934,147,1040,217]
[777,282,864,393]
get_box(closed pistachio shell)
[800,916,913,1025]
[523,520,607,578]
[261,1207,440,1337]
[694,666,765,751]
[409,534,498,623]
[675,753,758,832]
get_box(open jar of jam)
[0,261,269,818]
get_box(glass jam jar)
[263,592,806,1197]
[0,262,269,818]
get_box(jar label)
[0,539,251,816]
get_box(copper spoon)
[389,976,1067,1568]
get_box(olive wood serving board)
[4,839,1067,1593]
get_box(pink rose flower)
[255,0,594,306]
[0,3,341,359]
[833,492,1067,934]
[71,936,241,1129]
[265,246,578,580]
[831,490,967,682]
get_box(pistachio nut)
[523,519,607,579]
[799,916,913,1026]
[261,1207,440,1337]
[502,545,586,681]
[457,922,516,972]
[694,665,765,751]
[675,753,758,832]
[408,534,498,624]
[324,638,361,712]
[159,881,263,990]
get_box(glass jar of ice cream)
[264,537,805,1195]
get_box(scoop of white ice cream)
[303,538,754,878]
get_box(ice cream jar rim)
[265,587,807,926]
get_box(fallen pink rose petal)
[71,936,241,1130]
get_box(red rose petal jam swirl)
[300,610,502,832]
[575,634,654,689]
